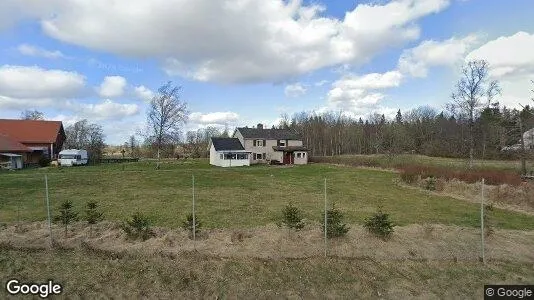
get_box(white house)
[209,137,251,167]
[233,124,308,165]
[524,128,534,150]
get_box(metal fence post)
[192,174,196,242]
[324,178,327,257]
[45,174,53,249]
[480,178,485,264]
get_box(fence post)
[45,175,53,249]
[192,174,196,242]
[324,178,327,257]
[480,178,485,264]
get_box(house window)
[224,153,237,160]
[296,152,302,158]
[279,140,286,147]
[302,152,306,157]
[255,153,264,160]
[256,140,264,147]
[220,154,223,159]
[237,153,248,160]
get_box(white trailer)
[58,149,88,166]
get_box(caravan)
[58,149,88,166]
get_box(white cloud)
[398,35,479,77]
[466,31,534,79]
[66,99,139,121]
[314,80,329,87]
[17,44,67,59]
[325,70,402,115]
[0,65,85,99]
[189,111,240,125]
[284,83,307,97]
[466,31,534,108]
[133,85,154,102]
[0,0,449,83]
[97,76,127,98]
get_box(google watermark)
[5,279,63,298]
[485,285,533,299]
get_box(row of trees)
[277,60,534,163]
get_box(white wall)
[209,144,250,167]
[293,151,308,165]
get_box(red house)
[0,119,66,165]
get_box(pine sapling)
[85,201,104,236]
[54,200,79,237]
[182,213,202,239]
[281,202,304,231]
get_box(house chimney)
[257,123,263,130]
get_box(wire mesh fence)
[1,164,533,263]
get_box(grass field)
[311,154,534,173]
[2,247,533,299]
[1,159,534,230]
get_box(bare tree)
[64,120,105,163]
[449,60,500,168]
[20,110,44,120]
[146,81,188,166]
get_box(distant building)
[0,119,66,166]
[233,124,308,165]
[524,128,534,150]
[209,137,250,167]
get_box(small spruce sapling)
[85,201,104,236]
[54,200,79,237]
[182,213,202,239]
[322,205,349,238]
[281,202,304,231]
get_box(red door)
[283,152,290,164]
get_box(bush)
[38,157,51,167]
[322,207,349,238]
[85,201,104,236]
[364,208,394,239]
[54,200,79,237]
[121,211,153,241]
[280,203,304,231]
[424,176,436,191]
[182,213,201,239]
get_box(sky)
[0,0,533,145]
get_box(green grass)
[1,159,533,229]
[1,248,533,299]
[314,154,533,172]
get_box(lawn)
[312,154,533,173]
[1,159,533,230]
[2,248,533,299]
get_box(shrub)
[85,201,104,236]
[121,211,153,241]
[182,213,201,239]
[38,157,51,167]
[424,176,436,191]
[364,208,394,239]
[322,207,349,238]
[280,203,304,231]
[54,200,79,237]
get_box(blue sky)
[1,0,533,144]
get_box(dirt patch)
[1,221,533,263]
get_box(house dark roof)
[211,138,245,151]
[0,119,64,144]
[272,146,308,152]
[236,127,300,140]
[0,135,32,152]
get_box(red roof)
[0,119,64,144]
[0,135,32,152]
